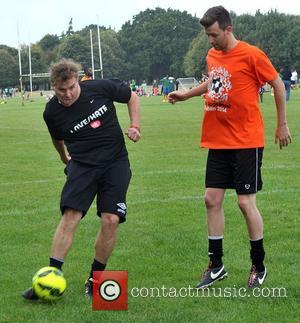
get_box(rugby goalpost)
[17,23,104,104]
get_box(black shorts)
[205,148,263,194]
[60,159,132,223]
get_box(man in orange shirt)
[168,6,291,288]
[81,67,93,81]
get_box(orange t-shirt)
[201,41,278,149]
[81,75,93,82]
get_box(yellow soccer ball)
[32,266,66,301]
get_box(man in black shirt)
[22,59,141,299]
[280,66,292,101]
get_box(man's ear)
[225,25,233,33]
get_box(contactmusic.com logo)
[93,271,128,311]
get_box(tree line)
[0,7,299,88]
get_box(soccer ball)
[32,266,67,301]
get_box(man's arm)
[168,81,209,104]
[268,76,292,149]
[51,138,70,164]
[126,91,141,142]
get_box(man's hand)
[126,126,141,142]
[168,91,186,104]
[275,124,292,149]
[61,154,71,164]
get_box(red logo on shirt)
[90,120,101,128]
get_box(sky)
[1,0,299,48]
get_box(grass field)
[0,91,299,322]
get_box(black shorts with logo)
[61,159,132,223]
[205,148,263,194]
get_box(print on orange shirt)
[201,41,278,149]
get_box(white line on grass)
[0,126,47,132]
[0,164,299,187]
[1,188,299,217]
[0,178,64,186]
[129,188,300,205]
[0,140,50,146]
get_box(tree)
[66,18,74,36]
[234,14,257,44]
[39,34,60,51]
[253,10,300,70]
[0,45,18,57]
[183,32,210,78]
[0,49,18,87]
[20,44,47,74]
[38,34,60,66]
[118,8,200,81]
[100,29,127,79]
[58,34,90,67]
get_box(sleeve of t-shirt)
[43,108,63,140]
[100,79,132,103]
[252,47,278,84]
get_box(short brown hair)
[50,59,81,85]
[200,6,232,30]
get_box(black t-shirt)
[43,79,131,166]
[281,69,292,81]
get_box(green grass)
[0,91,299,322]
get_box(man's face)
[52,77,81,107]
[205,21,231,51]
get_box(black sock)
[208,237,223,268]
[49,257,64,270]
[90,259,106,279]
[250,238,265,272]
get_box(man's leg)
[237,194,267,287]
[50,208,83,266]
[197,188,228,288]
[22,208,82,300]
[238,194,263,240]
[205,188,226,238]
[85,213,119,296]
[94,213,119,264]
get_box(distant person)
[259,85,264,103]
[168,6,291,289]
[160,76,170,102]
[291,69,298,89]
[152,79,159,96]
[130,79,137,92]
[141,80,147,96]
[22,59,141,300]
[281,66,292,101]
[80,67,93,81]
[168,77,175,92]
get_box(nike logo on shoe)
[210,266,224,280]
[90,99,94,104]
[258,269,267,285]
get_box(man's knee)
[237,196,256,214]
[101,213,120,229]
[61,208,82,227]
[204,191,223,209]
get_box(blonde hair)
[50,59,81,85]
